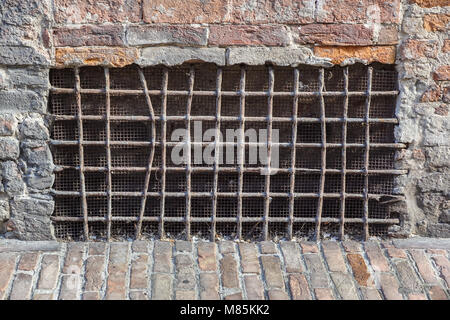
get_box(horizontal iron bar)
[50,87,399,97]
[50,189,405,200]
[50,140,407,149]
[52,114,399,124]
[55,165,408,175]
[50,215,399,224]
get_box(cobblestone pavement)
[0,238,449,300]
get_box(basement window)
[49,63,404,241]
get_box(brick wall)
[0,0,448,239]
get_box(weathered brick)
[314,46,396,65]
[199,273,219,300]
[379,273,403,300]
[229,0,315,24]
[106,243,129,300]
[18,253,39,271]
[219,241,235,254]
[239,243,260,274]
[347,253,374,287]
[152,273,173,300]
[427,285,448,300]
[176,240,192,253]
[410,250,439,285]
[261,255,285,290]
[443,40,450,53]
[82,292,100,300]
[260,241,277,254]
[153,241,173,273]
[401,39,439,59]
[289,274,312,300]
[360,287,382,300]
[303,254,329,288]
[127,25,208,47]
[33,293,54,300]
[293,24,374,46]
[433,66,450,81]
[220,254,240,289]
[53,25,124,47]
[244,275,265,300]
[37,255,60,290]
[300,242,319,253]
[408,293,427,300]
[268,289,289,300]
[434,104,448,116]
[143,0,227,23]
[224,292,243,300]
[432,255,450,287]
[322,241,347,273]
[316,0,401,24]
[386,248,408,259]
[427,249,447,256]
[421,85,441,103]
[54,0,141,24]
[342,241,362,253]
[209,25,289,47]
[59,274,80,300]
[423,13,450,32]
[175,254,195,290]
[175,290,196,300]
[280,242,302,273]
[55,47,139,68]
[130,254,149,290]
[411,0,449,7]
[132,241,149,253]
[330,272,359,300]
[88,242,106,256]
[129,291,149,300]
[314,288,334,300]
[85,256,105,292]
[9,273,33,300]
[198,242,217,272]
[63,243,84,274]
[365,242,390,272]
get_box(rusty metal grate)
[49,63,405,241]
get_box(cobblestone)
[0,239,448,300]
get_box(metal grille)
[49,64,406,241]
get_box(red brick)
[314,288,334,300]
[386,248,408,259]
[197,242,217,272]
[268,289,289,300]
[54,0,141,24]
[432,255,450,287]
[421,85,442,102]
[435,104,448,116]
[360,287,382,300]
[379,273,403,300]
[55,47,139,68]
[260,241,277,254]
[220,254,240,289]
[410,250,439,285]
[423,13,450,32]
[411,0,450,8]
[130,254,149,290]
[322,241,347,273]
[433,66,450,81]
[199,273,219,300]
[229,0,315,24]
[314,46,396,65]
[239,243,260,274]
[443,87,450,103]
[82,292,100,300]
[293,24,374,46]
[289,274,312,300]
[316,0,401,24]
[53,25,124,47]
[261,256,285,290]
[365,242,390,272]
[106,243,129,300]
[427,285,448,300]
[401,39,439,59]
[443,40,450,53]
[143,0,227,23]
[37,255,60,290]
[85,256,105,292]
[33,293,54,300]
[300,242,319,253]
[209,25,289,47]
[244,275,265,300]
[427,249,447,256]
[18,253,39,271]
[408,293,427,300]
[9,273,33,300]
[347,253,374,287]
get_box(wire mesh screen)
[49,63,405,241]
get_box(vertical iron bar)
[211,68,223,241]
[363,67,373,240]
[237,66,246,240]
[136,68,156,239]
[74,68,89,240]
[160,68,169,238]
[314,68,326,241]
[288,68,300,240]
[185,66,195,240]
[263,66,275,240]
[339,67,349,240]
[104,68,113,241]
